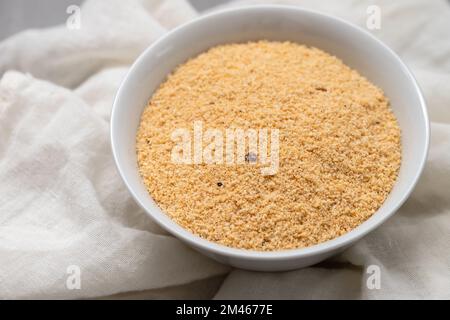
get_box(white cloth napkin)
[0,0,449,299]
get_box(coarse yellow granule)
[136,41,401,251]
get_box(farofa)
[136,41,401,251]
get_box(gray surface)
[0,0,231,41]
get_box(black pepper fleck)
[245,152,257,163]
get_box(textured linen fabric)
[0,0,449,299]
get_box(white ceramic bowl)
[111,5,429,271]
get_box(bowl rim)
[111,4,430,261]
